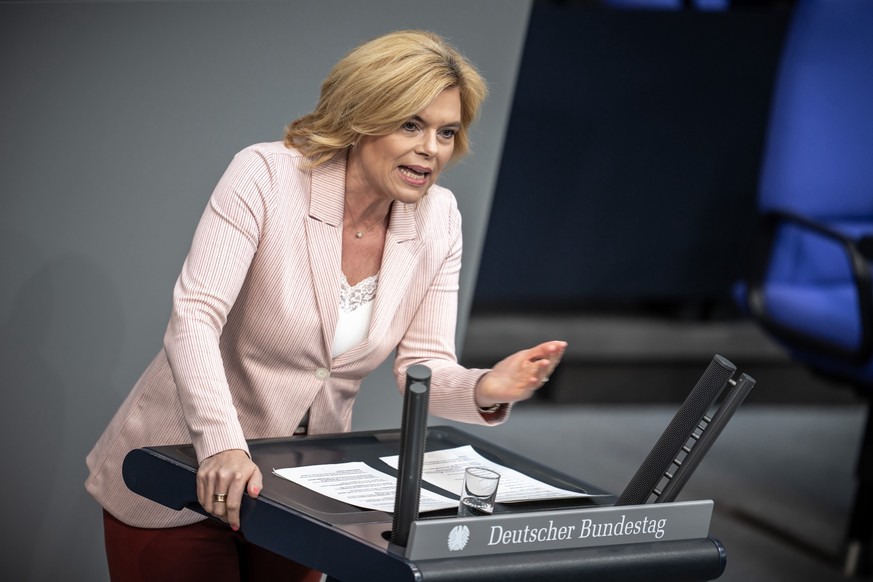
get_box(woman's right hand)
[197,449,263,531]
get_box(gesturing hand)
[197,448,263,531]
[475,340,567,408]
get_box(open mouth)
[399,165,431,184]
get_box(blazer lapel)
[305,154,346,357]
[371,201,423,338]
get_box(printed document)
[274,445,601,513]
[382,445,596,503]
[273,462,457,513]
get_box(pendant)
[355,231,364,239]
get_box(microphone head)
[406,364,432,388]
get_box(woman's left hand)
[475,340,567,409]
[197,448,262,531]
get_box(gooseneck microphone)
[390,365,431,547]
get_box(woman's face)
[348,86,461,206]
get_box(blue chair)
[736,0,873,575]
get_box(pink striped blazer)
[85,142,508,528]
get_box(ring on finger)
[213,493,227,503]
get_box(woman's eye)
[402,121,419,132]
[439,128,457,139]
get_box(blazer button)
[315,367,330,380]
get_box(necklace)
[346,201,386,239]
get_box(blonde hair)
[284,30,488,168]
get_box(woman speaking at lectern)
[86,30,566,581]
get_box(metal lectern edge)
[122,445,424,581]
[412,536,727,582]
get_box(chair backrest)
[759,0,873,289]
[759,0,873,220]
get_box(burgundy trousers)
[103,510,323,582]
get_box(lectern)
[123,426,727,581]
[124,355,755,581]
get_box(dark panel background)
[474,3,792,313]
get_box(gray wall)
[0,1,531,578]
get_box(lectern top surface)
[147,426,612,527]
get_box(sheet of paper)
[272,461,457,513]
[381,445,599,503]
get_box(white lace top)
[331,272,379,358]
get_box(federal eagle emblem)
[447,524,471,551]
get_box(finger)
[200,471,221,516]
[543,357,560,378]
[526,341,567,364]
[247,466,264,499]
[538,342,567,377]
[530,359,551,384]
[226,474,247,531]
[211,483,230,521]
[197,471,207,509]
[205,468,231,521]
